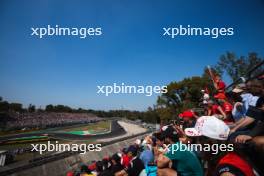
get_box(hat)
[181,110,195,119]
[232,83,246,93]
[184,116,230,140]
[135,139,141,145]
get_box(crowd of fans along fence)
[1,112,99,130]
[67,75,264,176]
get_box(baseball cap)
[181,110,195,119]
[135,139,141,145]
[232,83,246,93]
[184,116,230,140]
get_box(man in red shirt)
[179,110,198,128]
[217,98,234,123]
[207,100,227,120]
[214,75,227,101]
[214,75,226,92]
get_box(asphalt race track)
[0,120,126,142]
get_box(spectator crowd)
[2,112,99,130]
[67,74,264,176]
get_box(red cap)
[182,110,195,118]
[218,152,254,176]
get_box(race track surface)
[0,120,126,142]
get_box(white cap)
[135,139,141,145]
[184,116,230,140]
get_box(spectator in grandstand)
[213,75,227,101]
[214,75,226,93]
[115,145,145,176]
[246,79,264,97]
[107,153,124,176]
[201,89,210,105]
[206,100,227,120]
[232,97,264,144]
[139,136,155,167]
[71,163,94,176]
[80,164,94,176]
[179,110,197,128]
[152,132,167,160]
[185,116,256,176]
[93,161,103,176]
[229,83,264,139]
[226,82,261,129]
[157,126,203,176]
[216,98,233,123]
[120,148,131,168]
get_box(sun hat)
[184,116,230,140]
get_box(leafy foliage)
[214,52,264,81]
[156,75,212,121]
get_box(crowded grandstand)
[1,112,99,130]
[66,68,264,176]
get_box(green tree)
[9,103,23,112]
[45,104,54,112]
[0,101,9,112]
[214,52,264,81]
[156,76,211,121]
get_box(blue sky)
[0,0,264,111]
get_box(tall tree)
[156,76,211,121]
[214,52,264,81]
